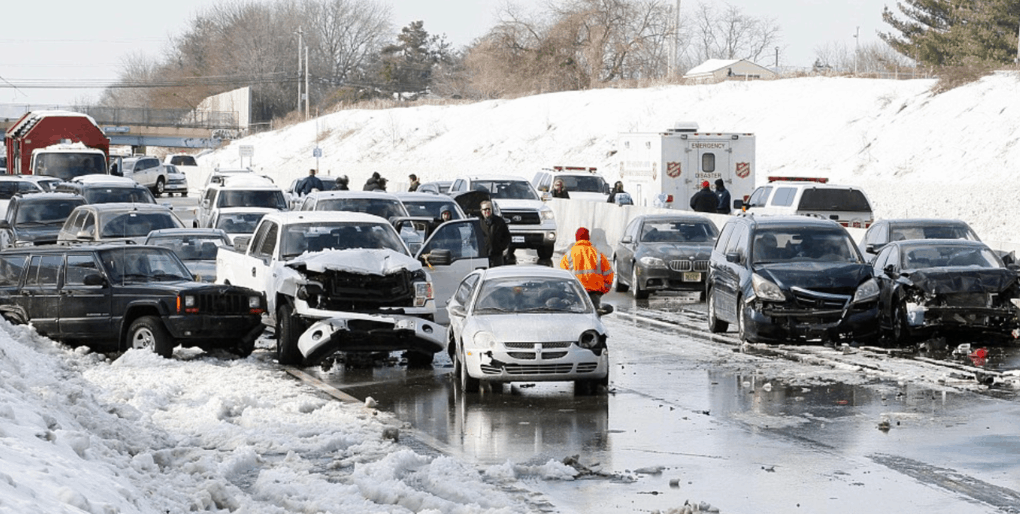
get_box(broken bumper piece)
[297,312,447,366]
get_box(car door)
[415,219,488,324]
[59,252,112,340]
[0,253,29,321]
[615,217,641,283]
[871,244,899,329]
[447,272,481,345]
[198,188,218,228]
[21,253,63,337]
[713,223,747,323]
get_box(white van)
[743,177,874,229]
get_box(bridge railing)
[0,104,238,129]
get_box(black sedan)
[872,239,1020,342]
[613,213,718,300]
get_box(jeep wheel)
[154,177,165,197]
[128,316,173,358]
[276,303,304,365]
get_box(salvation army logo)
[736,162,750,178]
[666,162,682,178]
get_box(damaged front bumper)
[904,302,1020,339]
[297,312,447,365]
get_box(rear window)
[170,156,198,167]
[798,189,871,212]
[217,190,287,210]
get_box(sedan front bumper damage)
[297,312,447,366]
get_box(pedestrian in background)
[478,200,510,267]
[296,168,324,196]
[714,178,731,214]
[408,174,420,192]
[607,181,626,203]
[335,175,349,191]
[690,181,718,213]
[551,179,570,199]
[560,227,614,309]
[364,172,384,191]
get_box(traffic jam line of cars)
[1,163,1018,396]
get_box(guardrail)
[0,104,238,130]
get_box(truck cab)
[31,142,108,181]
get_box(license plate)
[511,235,525,244]
[682,272,702,282]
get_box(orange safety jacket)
[560,240,614,294]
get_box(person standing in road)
[335,175,350,191]
[364,172,384,191]
[714,178,731,214]
[408,174,420,192]
[560,227,614,309]
[478,200,510,267]
[551,179,570,199]
[690,181,718,213]
[296,168,324,196]
[607,181,625,203]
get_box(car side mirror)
[621,235,633,244]
[866,243,885,253]
[424,249,452,266]
[449,304,466,317]
[883,264,896,276]
[597,304,614,317]
[541,192,551,202]
[732,199,744,210]
[725,251,741,263]
[0,220,10,230]
[83,273,106,286]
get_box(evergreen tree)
[879,0,1020,66]
[378,21,452,96]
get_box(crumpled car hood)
[287,248,422,275]
[904,267,1017,294]
[755,262,871,292]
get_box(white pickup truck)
[216,210,489,366]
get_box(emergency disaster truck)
[617,122,755,211]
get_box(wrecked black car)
[706,215,880,344]
[872,239,1020,343]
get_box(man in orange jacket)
[560,227,614,309]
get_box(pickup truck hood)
[287,248,422,275]
[493,198,545,211]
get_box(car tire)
[456,344,479,392]
[707,288,728,333]
[128,316,173,358]
[537,244,554,260]
[892,299,911,343]
[230,337,255,358]
[276,303,304,366]
[406,350,434,368]
[154,177,165,197]
[613,257,629,292]
[736,295,749,343]
[632,266,649,300]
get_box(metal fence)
[0,104,238,129]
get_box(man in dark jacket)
[714,178,732,214]
[295,169,324,196]
[363,172,384,191]
[690,181,718,213]
[478,200,510,267]
[551,179,570,199]
[335,175,350,191]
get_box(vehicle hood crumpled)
[755,262,871,292]
[904,267,1018,294]
[286,248,422,275]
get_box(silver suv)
[119,156,169,197]
[449,174,557,260]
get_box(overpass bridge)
[0,105,241,150]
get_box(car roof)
[394,192,458,201]
[740,214,844,229]
[883,218,971,227]
[481,265,577,281]
[145,228,229,239]
[266,210,393,224]
[636,213,715,223]
[213,206,280,215]
[461,174,530,182]
[0,175,41,183]
[2,242,170,254]
[893,239,989,250]
[76,202,175,214]
[72,175,139,186]
[11,192,84,203]
[219,175,278,189]
[306,190,402,201]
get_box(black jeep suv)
[0,244,266,358]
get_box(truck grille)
[321,269,414,310]
[190,290,253,314]
[501,210,541,225]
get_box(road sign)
[239,145,254,157]
[313,147,322,158]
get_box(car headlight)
[578,330,601,349]
[540,207,555,221]
[638,255,667,268]
[414,281,434,307]
[184,295,196,308]
[852,278,879,304]
[751,273,785,302]
[472,331,498,349]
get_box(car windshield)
[640,220,717,243]
[402,200,461,219]
[471,180,538,200]
[84,187,156,204]
[0,181,41,199]
[798,189,871,211]
[98,247,193,283]
[890,224,980,242]
[33,153,107,181]
[557,175,607,193]
[15,199,85,225]
[215,212,268,234]
[752,228,861,264]
[146,235,228,261]
[314,198,407,219]
[473,277,589,314]
[217,190,287,210]
[100,212,182,238]
[280,222,407,258]
[901,245,1001,269]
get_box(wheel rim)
[458,349,469,389]
[708,289,716,325]
[893,303,905,340]
[132,327,156,350]
[156,180,165,193]
[737,299,747,341]
[632,267,639,295]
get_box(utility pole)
[1016,19,1019,63]
[668,0,681,78]
[775,47,779,68]
[304,45,310,120]
[296,27,303,112]
[853,26,860,76]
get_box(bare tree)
[303,0,391,87]
[687,2,780,66]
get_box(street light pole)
[853,26,860,76]
[296,27,303,112]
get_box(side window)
[748,186,772,207]
[714,222,736,252]
[701,153,716,173]
[65,253,101,286]
[870,224,889,245]
[538,174,551,192]
[26,255,62,287]
[873,247,891,271]
[203,188,217,205]
[770,187,797,207]
[724,225,746,255]
[0,254,28,286]
[422,220,481,261]
[453,273,481,306]
[81,213,96,235]
[624,218,640,240]
[451,179,465,192]
[254,223,279,258]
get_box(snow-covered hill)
[203,72,1020,248]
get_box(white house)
[683,59,777,83]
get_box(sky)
[0,0,891,106]
[5,72,1020,513]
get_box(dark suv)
[0,193,87,249]
[705,214,879,344]
[0,244,266,358]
